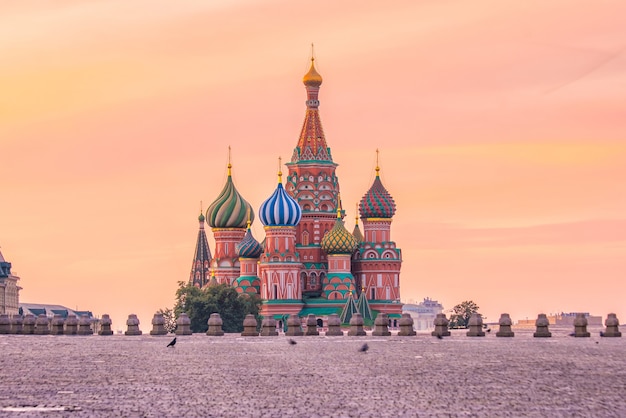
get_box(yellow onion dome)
[321,216,358,255]
[303,57,323,87]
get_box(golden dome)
[303,57,323,87]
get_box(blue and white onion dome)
[259,165,302,227]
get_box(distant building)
[517,312,603,326]
[19,303,94,320]
[0,248,21,315]
[402,298,444,330]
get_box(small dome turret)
[352,209,364,244]
[236,222,263,259]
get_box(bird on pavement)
[436,334,443,340]
[359,343,369,353]
[167,337,177,347]
[288,339,297,345]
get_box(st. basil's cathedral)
[189,55,403,323]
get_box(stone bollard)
[398,313,416,336]
[150,313,167,336]
[99,314,113,336]
[573,313,590,337]
[466,313,485,337]
[23,314,36,334]
[35,314,50,335]
[206,313,224,336]
[260,316,278,336]
[348,313,366,336]
[0,314,10,334]
[65,314,78,335]
[10,315,23,334]
[175,313,192,336]
[78,315,93,335]
[125,314,142,336]
[285,314,303,337]
[305,314,319,336]
[372,313,391,336]
[50,314,65,335]
[241,314,259,336]
[603,313,621,337]
[325,314,343,336]
[496,313,515,337]
[533,313,551,337]
[431,313,451,337]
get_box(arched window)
[302,231,310,246]
[300,272,307,290]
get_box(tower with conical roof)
[352,151,402,316]
[285,50,341,296]
[206,151,255,285]
[258,160,304,317]
[189,208,212,288]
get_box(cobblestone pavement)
[1,326,625,417]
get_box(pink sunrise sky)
[1,0,625,329]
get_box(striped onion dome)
[206,164,254,228]
[322,215,358,255]
[236,223,263,258]
[359,168,396,219]
[259,169,302,227]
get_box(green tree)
[449,300,480,328]
[172,281,261,333]
[157,308,177,334]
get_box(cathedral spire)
[291,47,332,163]
[189,207,212,288]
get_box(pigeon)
[358,343,369,353]
[486,328,491,333]
[600,331,605,337]
[288,339,297,345]
[167,337,177,347]
[436,334,443,340]
[568,332,576,337]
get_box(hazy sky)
[1,0,625,329]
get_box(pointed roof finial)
[375,149,380,177]
[303,44,323,87]
[198,200,206,223]
[246,207,251,229]
[227,146,232,176]
[277,156,283,183]
[337,193,342,219]
[355,203,359,226]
